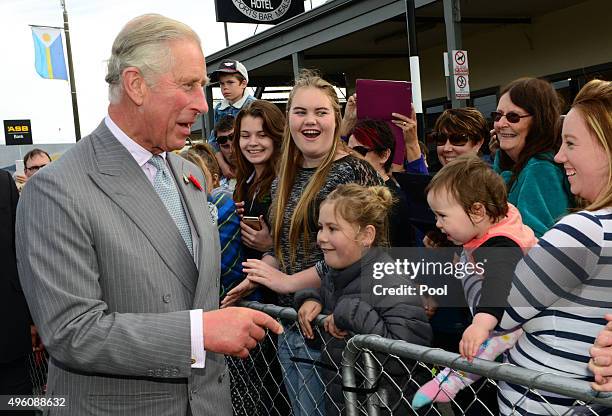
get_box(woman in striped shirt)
[498,79,612,415]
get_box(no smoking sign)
[454,75,470,99]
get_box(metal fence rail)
[341,335,612,416]
[26,301,612,416]
[240,302,612,416]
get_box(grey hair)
[105,14,201,103]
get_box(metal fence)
[235,301,612,416]
[341,334,612,416]
[28,350,48,395]
[27,301,612,415]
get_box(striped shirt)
[209,190,261,302]
[498,209,612,415]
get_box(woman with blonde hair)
[498,79,612,415]
[223,70,381,415]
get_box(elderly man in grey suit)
[16,14,282,416]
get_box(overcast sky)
[0,0,326,144]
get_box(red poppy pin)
[184,174,203,191]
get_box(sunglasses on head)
[491,111,531,124]
[351,146,372,157]
[427,131,470,147]
[217,134,233,145]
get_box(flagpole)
[60,0,81,141]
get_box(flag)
[31,27,68,80]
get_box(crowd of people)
[2,12,612,416]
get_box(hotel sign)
[215,0,305,24]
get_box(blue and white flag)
[31,27,68,80]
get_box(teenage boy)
[209,60,255,179]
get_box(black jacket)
[295,247,432,414]
[0,170,31,362]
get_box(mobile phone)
[15,160,25,176]
[242,216,262,231]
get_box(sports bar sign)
[215,0,305,24]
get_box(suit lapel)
[87,122,198,293]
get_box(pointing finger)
[251,310,284,335]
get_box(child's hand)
[242,259,292,294]
[421,295,438,319]
[298,300,322,340]
[221,278,258,308]
[324,314,348,340]
[459,323,490,361]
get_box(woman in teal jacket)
[492,77,572,237]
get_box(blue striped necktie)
[148,155,193,256]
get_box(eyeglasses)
[24,164,48,173]
[351,146,372,157]
[491,111,531,124]
[217,134,233,145]
[427,131,470,147]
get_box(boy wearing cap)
[209,60,255,179]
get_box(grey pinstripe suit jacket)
[15,122,232,416]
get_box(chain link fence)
[341,334,612,416]
[236,302,612,416]
[28,350,48,395]
[26,301,612,415]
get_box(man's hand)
[15,173,28,185]
[31,325,44,353]
[203,307,283,358]
[240,216,273,252]
[323,314,348,340]
[298,300,322,340]
[221,278,258,308]
[590,314,612,391]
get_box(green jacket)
[494,151,572,238]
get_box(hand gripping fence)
[26,301,612,415]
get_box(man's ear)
[360,224,376,248]
[122,67,147,106]
[469,202,487,224]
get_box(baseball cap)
[209,60,249,83]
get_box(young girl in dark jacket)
[296,183,432,415]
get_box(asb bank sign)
[215,0,305,24]
[4,120,33,145]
